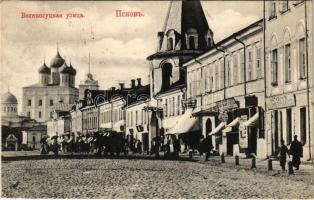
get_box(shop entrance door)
[227,132,238,156]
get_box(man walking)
[289,135,303,170]
[278,140,290,171]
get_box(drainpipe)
[304,0,312,162]
[214,44,226,100]
[263,0,269,158]
[233,34,247,97]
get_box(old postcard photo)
[1,0,313,199]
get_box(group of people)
[278,135,304,171]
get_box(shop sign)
[267,94,295,110]
[216,98,238,112]
[239,115,248,148]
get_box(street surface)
[2,154,314,199]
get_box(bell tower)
[147,0,214,97]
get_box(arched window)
[186,28,198,50]
[167,37,174,50]
[161,63,173,90]
[189,36,196,50]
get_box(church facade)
[22,50,79,122]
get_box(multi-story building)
[264,0,313,160]
[185,19,265,157]
[125,82,150,151]
[146,0,214,149]
[22,49,78,122]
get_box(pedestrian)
[289,135,303,170]
[278,140,290,171]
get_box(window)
[33,136,36,142]
[285,44,291,82]
[161,63,173,90]
[27,111,31,118]
[300,107,306,145]
[38,111,42,118]
[233,54,238,84]
[189,36,196,50]
[164,99,168,117]
[220,59,224,88]
[256,47,262,78]
[280,0,289,13]
[286,109,292,145]
[226,59,231,87]
[39,99,42,106]
[271,49,278,85]
[172,97,175,116]
[167,37,174,50]
[215,62,219,90]
[248,50,253,81]
[240,50,245,83]
[50,100,54,106]
[28,99,32,106]
[299,38,306,79]
[270,1,277,19]
[177,95,181,115]
[136,111,138,125]
[131,112,133,126]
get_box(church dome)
[38,62,51,74]
[59,62,71,74]
[69,64,77,75]
[50,51,65,68]
[1,91,18,104]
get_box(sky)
[0,1,262,114]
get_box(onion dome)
[50,51,65,68]
[59,62,72,74]
[69,63,77,75]
[1,91,18,104]
[38,62,50,74]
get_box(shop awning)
[209,122,226,136]
[243,112,259,127]
[222,117,240,133]
[167,109,199,135]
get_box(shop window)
[300,107,306,145]
[271,49,278,86]
[285,44,291,83]
[286,108,292,144]
[299,38,306,79]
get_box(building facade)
[185,19,266,158]
[146,0,213,148]
[265,0,313,160]
[22,50,78,122]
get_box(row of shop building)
[46,0,313,161]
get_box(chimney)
[119,83,124,90]
[131,79,136,88]
[137,78,142,87]
[157,32,164,51]
[111,87,116,91]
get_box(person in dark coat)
[278,140,290,171]
[289,135,303,170]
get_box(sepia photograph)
[1,0,313,199]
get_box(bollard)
[221,153,225,163]
[268,159,273,171]
[288,161,294,175]
[189,151,193,160]
[235,155,240,165]
[205,152,209,161]
[251,157,256,169]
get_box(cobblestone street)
[2,155,314,199]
